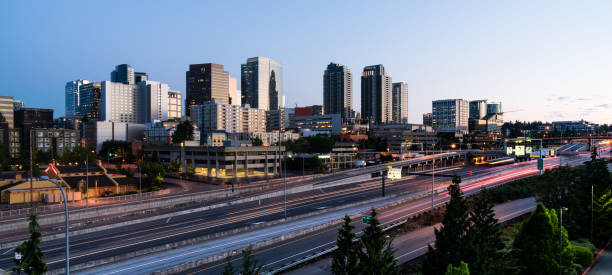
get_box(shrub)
[572,245,593,269]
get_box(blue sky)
[1,0,611,124]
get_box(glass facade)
[323,63,353,121]
[241,57,283,111]
[65,79,90,118]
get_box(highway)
[289,197,538,275]
[0,153,588,274]
[0,154,479,273]
[181,155,588,275]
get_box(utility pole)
[591,185,594,241]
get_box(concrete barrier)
[48,187,428,274]
[0,179,313,233]
[0,183,319,249]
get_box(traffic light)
[468,170,472,176]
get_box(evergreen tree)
[445,261,470,275]
[13,214,47,274]
[331,215,359,275]
[465,189,502,275]
[513,203,573,274]
[549,208,575,273]
[358,208,399,275]
[423,175,470,275]
[222,254,235,275]
[241,246,263,275]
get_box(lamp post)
[41,176,69,275]
[282,135,287,220]
[138,157,142,200]
[85,157,88,208]
[431,157,435,210]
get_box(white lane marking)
[252,222,264,225]
[397,244,430,259]
[497,206,536,220]
[166,217,171,224]
[264,241,335,267]
[1,248,12,255]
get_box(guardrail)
[0,190,170,218]
[268,174,537,274]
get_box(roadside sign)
[468,170,472,176]
[537,158,544,170]
[387,168,402,180]
[362,215,372,224]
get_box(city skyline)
[1,1,611,124]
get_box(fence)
[0,190,170,218]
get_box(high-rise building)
[423,113,433,127]
[65,79,90,118]
[392,81,408,123]
[13,100,25,112]
[469,100,487,120]
[14,108,54,129]
[134,72,148,83]
[228,76,241,105]
[241,57,283,111]
[0,96,14,128]
[361,65,392,124]
[487,102,502,115]
[99,81,141,123]
[79,82,102,121]
[191,99,266,135]
[266,109,286,131]
[168,90,182,119]
[139,81,170,123]
[185,63,230,116]
[323,63,353,120]
[98,80,178,124]
[432,99,469,134]
[111,64,135,84]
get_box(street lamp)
[41,176,70,275]
[431,158,435,210]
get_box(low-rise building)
[31,128,80,156]
[0,126,20,158]
[143,145,286,182]
[201,131,299,147]
[191,99,266,135]
[144,120,200,145]
[295,114,342,136]
[552,120,597,134]
[84,121,145,152]
[372,123,437,151]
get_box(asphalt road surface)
[0,154,587,274]
[182,156,586,275]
